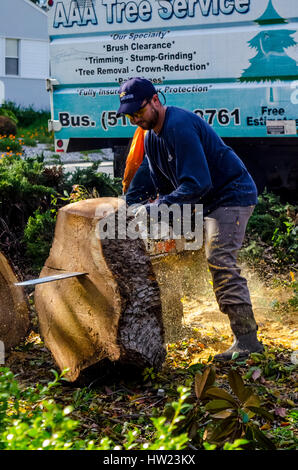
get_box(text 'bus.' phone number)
[100,108,241,130]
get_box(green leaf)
[228,370,250,403]
[250,425,276,450]
[205,387,237,406]
[203,442,217,450]
[205,366,216,388]
[231,352,239,360]
[211,410,236,420]
[246,406,274,422]
[208,418,239,442]
[194,366,216,400]
[205,399,233,412]
[188,421,199,440]
[243,394,260,409]
[223,439,249,450]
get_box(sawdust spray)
[152,249,211,342]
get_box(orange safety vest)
[122,127,147,194]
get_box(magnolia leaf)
[205,366,216,388]
[208,419,239,442]
[228,369,251,402]
[188,421,199,440]
[194,366,216,400]
[210,410,236,419]
[205,386,237,405]
[247,406,274,422]
[205,399,233,412]
[194,374,206,400]
[251,425,276,450]
[243,393,261,409]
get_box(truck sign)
[47,0,298,151]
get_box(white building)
[0,0,50,110]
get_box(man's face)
[126,95,159,130]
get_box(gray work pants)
[204,205,255,313]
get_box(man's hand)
[129,203,172,240]
[134,204,148,219]
[127,204,149,239]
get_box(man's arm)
[146,154,175,198]
[151,119,213,207]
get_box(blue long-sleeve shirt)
[144,106,258,215]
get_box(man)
[117,77,264,361]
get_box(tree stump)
[35,198,166,382]
[0,252,30,352]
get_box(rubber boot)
[214,304,264,361]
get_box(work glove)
[129,203,171,240]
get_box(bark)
[0,252,30,350]
[35,198,166,382]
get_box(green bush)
[1,101,49,128]
[245,191,298,265]
[23,209,56,271]
[0,101,52,145]
[0,155,55,224]
[0,107,18,124]
[65,163,122,197]
[0,368,84,450]
[0,154,122,274]
[0,155,56,270]
[0,136,22,153]
[0,367,190,450]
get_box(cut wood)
[0,252,30,351]
[35,198,166,382]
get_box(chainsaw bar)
[15,272,88,287]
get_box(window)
[5,39,19,75]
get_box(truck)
[46,0,298,201]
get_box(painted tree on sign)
[240,0,298,83]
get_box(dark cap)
[116,77,157,116]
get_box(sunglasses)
[125,97,152,120]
